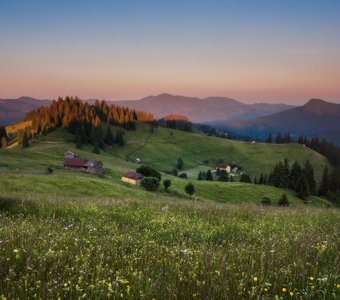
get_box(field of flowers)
[0,194,339,299]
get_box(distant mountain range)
[0,94,294,126]
[1,95,339,146]
[215,99,340,144]
[115,93,294,123]
[0,97,52,126]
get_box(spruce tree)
[177,158,184,170]
[75,129,82,149]
[303,160,316,195]
[206,170,213,181]
[295,175,310,200]
[115,131,125,146]
[266,133,272,144]
[319,165,330,196]
[22,132,29,148]
[104,125,115,146]
[219,170,229,182]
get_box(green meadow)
[0,124,339,299]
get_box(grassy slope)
[0,125,332,207]
[108,123,330,180]
[1,124,339,299]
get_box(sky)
[1,0,340,104]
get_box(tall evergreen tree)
[295,175,310,200]
[303,160,316,195]
[266,133,272,144]
[177,158,184,170]
[219,170,229,182]
[75,129,82,149]
[104,125,115,146]
[239,173,252,183]
[289,161,303,189]
[206,170,213,181]
[319,165,330,196]
[22,132,29,148]
[115,130,125,146]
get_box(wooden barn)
[64,158,103,175]
[121,171,144,185]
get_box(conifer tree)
[177,158,184,170]
[295,175,310,200]
[303,160,316,195]
[219,170,229,182]
[266,133,272,144]
[206,170,213,181]
[104,125,115,146]
[319,165,330,196]
[115,130,125,146]
[22,132,29,148]
[75,129,82,149]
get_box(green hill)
[1,122,339,299]
[0,123,332,207]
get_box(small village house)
[64,158,103,175]
[216,163,231,173]
[121,171,144,185]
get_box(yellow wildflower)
[282,288,287,292]
[290,291,294,296]
[309,276,314,281]
[253,276,258,282]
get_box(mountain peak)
[303,98,340,115]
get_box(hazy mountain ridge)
[0,97,52,126]
[217,99,340,144]
[0,94,294,126]
[115,93,295,123]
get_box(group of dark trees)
[23,97,155,150]
[297,136,340,204]
[159,114,193,132]
[197,169,235,182]
[254,158,339,204]
[198,170,213,181]
[266,159,316,200]
[0,126,8,148]
[265,132,292,144]
[255,159,316,200]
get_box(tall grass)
[0,195,339,299]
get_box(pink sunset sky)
[1,1,340,104]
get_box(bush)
[47,167,53,174]
[163,179,171,191]
[179,173,187,179]
[185,182,195,196]
[141,177,160,191]
[278,193,289,206]
[137,166,161,180]
[261,196,272,206]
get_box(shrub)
[141,177,160,191]
[47,167,53,174]
[177,158,184,170]
[185,182,195,196]
[163,179,171,191]
[137,166,161,180]
[261,196,272,206]
[179,173,187,179]
[278,193,289,206]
